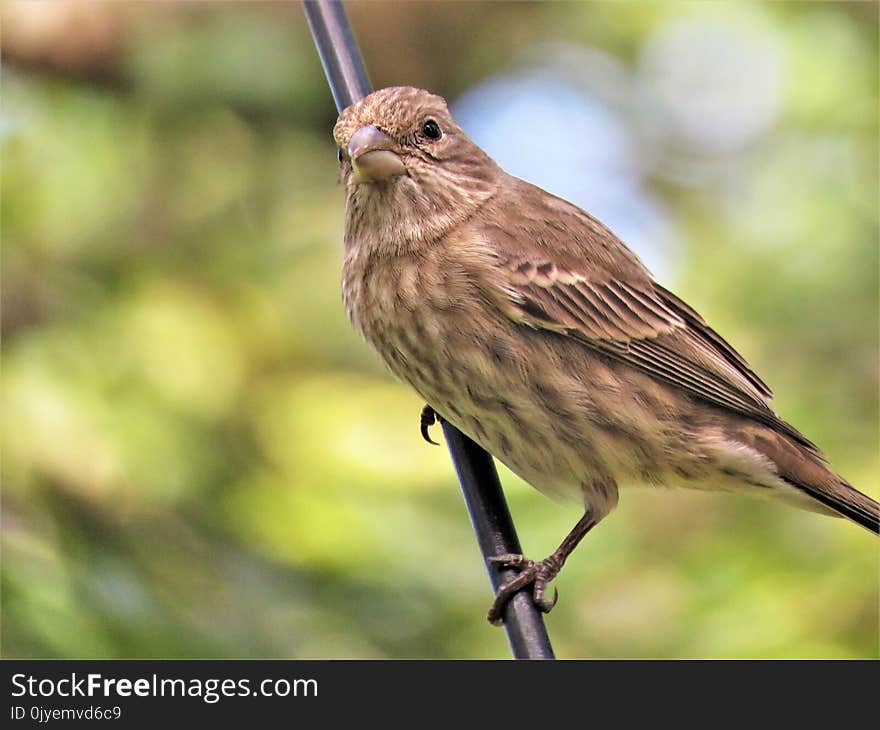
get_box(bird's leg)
[486,511,599,625]
[420,404,441,445]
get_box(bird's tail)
[785,475,879,534]
[735,424,879,535]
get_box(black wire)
[302,0,370,110]
[440,425,555,659]
[301,0,555,660]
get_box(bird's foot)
[420,404,441,445]
[486,553,561,625]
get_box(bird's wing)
[492,256,818,452]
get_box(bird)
[332,86,879,625]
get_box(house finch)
[333,86,879,624]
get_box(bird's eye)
[421,120,442,141]
[337,149,345,164]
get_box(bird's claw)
[534,586,559,614]
[420,404,440,445]
[486,553,562,625]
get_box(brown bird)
[333,86,879,625]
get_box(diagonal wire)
[302,0,554,660]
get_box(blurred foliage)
[1,1,877,659]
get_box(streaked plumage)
[333,86,879,621]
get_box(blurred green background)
[2,1,877,659]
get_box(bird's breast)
[343,245,469,389]
[341,239,663,513]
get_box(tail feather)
[735,423,879,535]
[783,476,880,535]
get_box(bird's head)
[333,87,501,249]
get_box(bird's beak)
[347,125,406,184]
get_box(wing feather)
[500,259,817,452]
